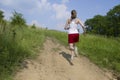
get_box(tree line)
[0,9,39,80]
[1,4,120,37]
[85,4,120,37]
[0,10,26,26]
[0,10,37,39]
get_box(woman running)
[64,10,86,60]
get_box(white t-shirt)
[68,19,79,34]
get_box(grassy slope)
[78,34,120,73]
[0,27,45,80]
[45,30,120,74]
[0,28,120,80]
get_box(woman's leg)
[73,43,78,57]
[74,46,78,57]
[69,43,75,60]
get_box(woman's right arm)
[64,19,70,30]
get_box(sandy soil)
[14,38,114,80]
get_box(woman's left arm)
[78,19,86,33]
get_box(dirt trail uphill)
[14,38,113,80]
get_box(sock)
[74,46,78,56]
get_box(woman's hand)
[83,27,86,36]
[64,27,69,30]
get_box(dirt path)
[14,38,113,80]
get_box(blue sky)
[0,0,120,31]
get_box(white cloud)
[0,8,12,20]
[62,0,69,4]
[0,0,70,30]
[0,0,51,13]
[52,3,70,20]
[4,11,12,20]
[0,0,14,6]
[0,0,52,18]
[30,20,48,28]
[36,0,51,12]
[0,0,70,20]
[56,23,65,29]
[30,20,42,27]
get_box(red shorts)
[68,33,79,43]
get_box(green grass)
[45,30,68,46]
[78,34,120,72]
[0,26,45,80]
[0,27,120,80]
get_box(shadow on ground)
[59,51,74,65]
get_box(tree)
[106,4,120,37]
[85,4,120,37]
[0,10,4,21]
[10,11,26,39]
[31,24,36,29]
[85,15,107,35]
[10,11,26,26]
[0,10,6,33]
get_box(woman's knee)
[69,43,74,50]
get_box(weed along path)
[14,38,113,80]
